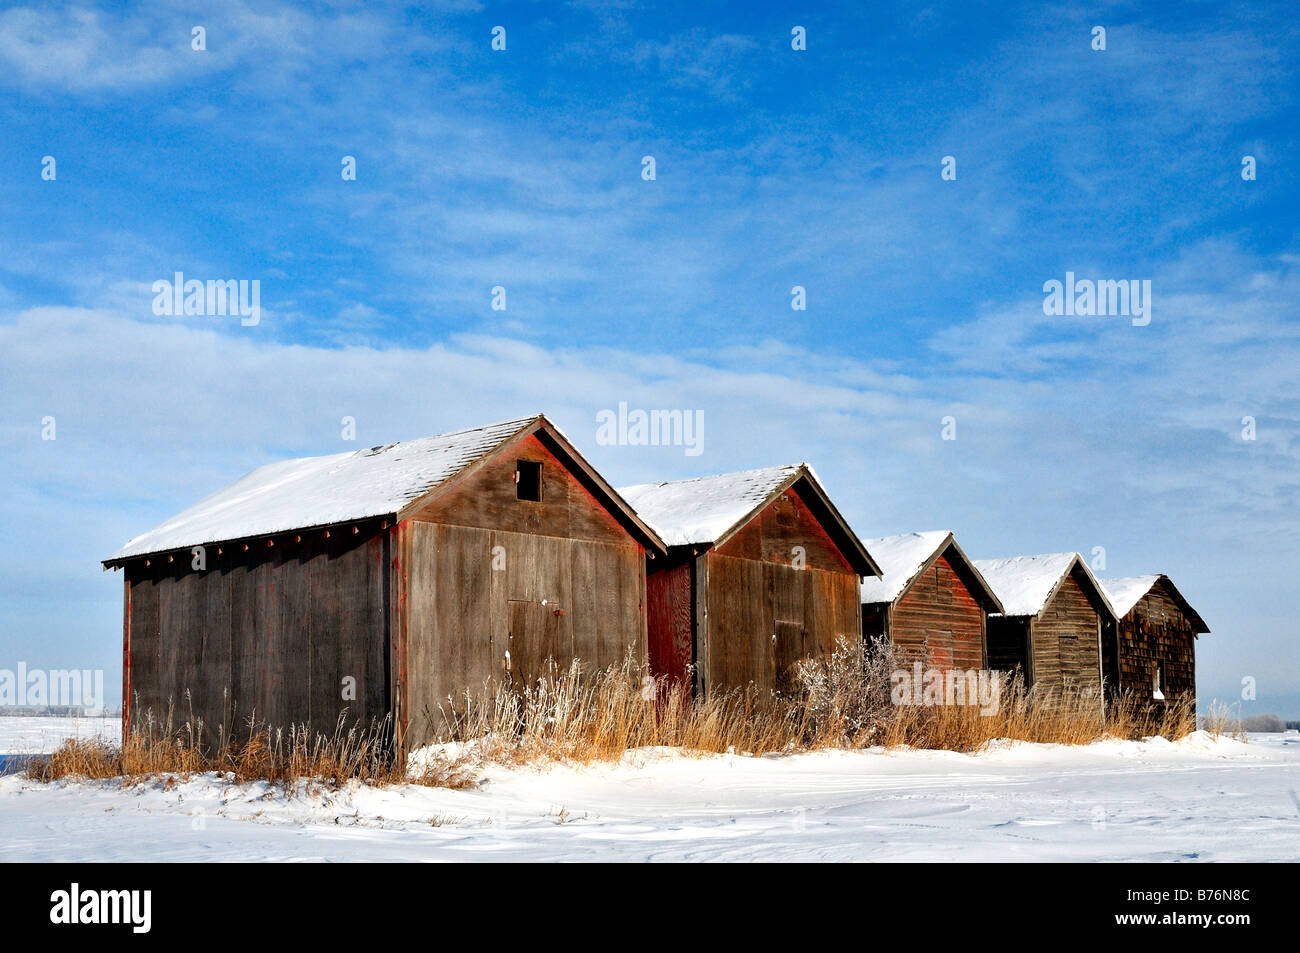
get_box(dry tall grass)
[28,637,1198,787]
[425,637,1197,766]
[28,707,476,790]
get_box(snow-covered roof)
[859,531,1004,611]
[973,552,1115,619]
[108,416,555,561]
[618,465,802,547]
[1099,575,1162,618]
[1099,574,1210,632]
[858,531,954,604]
[617,464,879,576]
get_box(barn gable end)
[1100,574,1207,712]
[859,531,1003,672]
[397,427,656,750]
[620,466,876,697]
[974,552,1117,700]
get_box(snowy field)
[1,717,1297,862]
[0,714,120,755]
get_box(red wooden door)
[646,562,692,687]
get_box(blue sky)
[0,0,1297,715]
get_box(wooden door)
[773,619,807,695]
[506,599,562,687]
[646,562,693,687]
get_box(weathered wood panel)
[705,554,774,690]
[123,528,389,747]
[888,554,986,671]
[704,554,859,694]
[404,433,629,546]
[125,572,162,730]
[402,521,646,749]
[309,532,387,733]
[714,487,853,573]
[390,521,412,752]
[1030,568,1102,695]
[194,559,232,735]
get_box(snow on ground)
[0,715,120,753]
[1,729,1297,862]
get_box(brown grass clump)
[28,706,477,791]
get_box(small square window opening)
[516,460,542,501]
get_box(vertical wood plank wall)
[700,488,861,694]
[398,434,649,750]
[646,560,693,685]
[123,530,388,744]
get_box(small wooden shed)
[618,465,879,697]
[860,531,1004,670]
[972,553,1118,698]
[1099,575,1208,708]
[103,415,666,754]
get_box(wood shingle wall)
[1113,581,1199,707]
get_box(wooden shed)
[103,415,666,754]
[859,531,1004,670]
[972,553,1118,699]
[618,465,879,697]
[1099,575,1208,709]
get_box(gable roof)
[105,415,665,564]
[859,531,1003,612]
[1100,575,1210,633]
[973,552,1117,620]
[1100,575,1162,618]
[618,464,880,577]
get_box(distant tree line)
[1239,713,1288,732]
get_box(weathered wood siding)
[701,488,861,694]
[404,433,631,546]
[1028,568,1102,694]
[124,530,388,744]
[1114,582,1197,706]
[888,554,986,670]
[713,489,853,573]
[400,434,648,749]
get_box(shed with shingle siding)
[1099,574,1208,710]
[104,415,665,755]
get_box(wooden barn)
[617,465,879,697]
[971,553,1118,699]
[103,415,666,754]
[859,531,1004,670]
[1099,575,1208,709]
